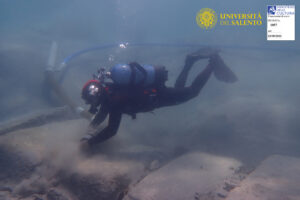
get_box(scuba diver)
[81,48,237,146]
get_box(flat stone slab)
[125,152,241,200]
[226,155,300,200]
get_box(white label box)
[267,5,295,41]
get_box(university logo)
[196,8,218,30]
[268,6,276,15]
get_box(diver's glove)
[88,105,98,114]
[81,126,96,142]
[80,134,94,142]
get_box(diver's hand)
[81,126,96,142]
[80,134,94,142]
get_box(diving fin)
[210,54,238,83]
[186,47,221,65]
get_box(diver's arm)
[90,105,109,127]
[87,111,122,145]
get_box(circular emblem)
[196,8,217,30]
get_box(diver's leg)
[174,47,220,88]
[174,56,195,88]
[159,64,213,107]
[189,63,213,98]
[188,54,238,95]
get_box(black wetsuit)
[87,57,213,145]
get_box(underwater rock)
[13,175,48,198]
[46,189,69,200]
[0,146,36,183]
[226,155,300,200]
[59,172,129,200]
[148,160,160,171]
[124,152,241,200]
[0,192,10,200]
